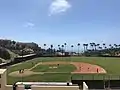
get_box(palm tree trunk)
[83,45,85,53]
[78,46,79,56]
[50,45,53,56]
[95,46,96,51]
[62,47,63,56]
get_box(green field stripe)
[7,73,71,85]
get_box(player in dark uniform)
[97,68,99,73]
[88,67,90,71]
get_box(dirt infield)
[71,62,106,74]
[9,61,106,77]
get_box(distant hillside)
[6,49,19,58]
[0,47,11,60]
[0,57,6,63]
[0,59,2,63]
[0,39,41,56]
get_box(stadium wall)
[31,85,79,90]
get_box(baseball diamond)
[7,57,120,85]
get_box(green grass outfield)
[7,57,120,85]
[32,64,76,72]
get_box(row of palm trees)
[42,43,120,54]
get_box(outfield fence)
[72,74,120,80]
[82,81,120,90]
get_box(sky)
[0,0,120,50]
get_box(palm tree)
[111,46,114,49]
[90,43,94,51]
[99,47,102,50]
[50,45,53,49]
[96,44,100,50]
[89,43,92,49]
[92,43,96,50]
[83,44,86,52]
[71,45,74,56]
[109,44,112,48]
[61,45,64,48]
[117,45,119,48]
[114,44,117,48]
[105,47,107,49]
[58,45,60,51]
[53,48,56,56]
[103,43,106,49]
[94,44,97,51]
[85,44,88,51]
[118,44,120,48]
[12,40,16,48]
[50,45,53,56]
[77,43,80,56]
[44,44,46,50]
[64,43,67,52]
[61,45,64,56]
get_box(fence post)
[109,75,111,80]
[103,75,104,81]
[82,75,83,80]
[103,75,106,89]
[109,75,110,88]
[104,80,105,89]
[92,75,94,80]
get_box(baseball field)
[7,57,120,85]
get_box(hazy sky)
[0,0,120,49]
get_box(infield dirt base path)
[71,62,106,74]
[9,61,106,77]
